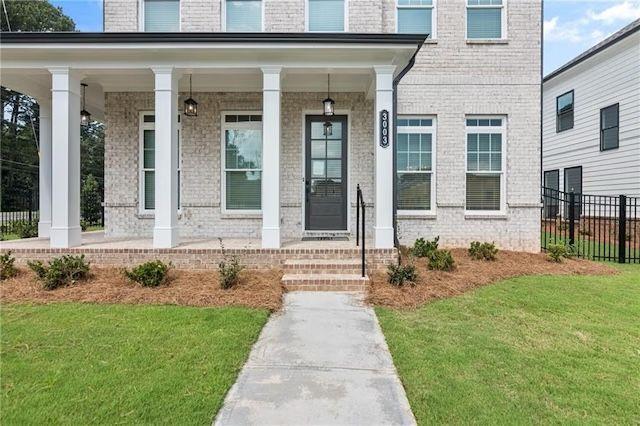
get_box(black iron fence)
[355,184,366,277]
[542,187,639,264]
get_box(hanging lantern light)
[322,74,335,116]
[80,83,91,126]
[323,121,333,136]
[183,74,198,117]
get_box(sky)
[50,0,640,76]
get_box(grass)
[377,265,640,425]
[0,232,20,241]
[1,303,269,425]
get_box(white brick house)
[1,0,542,252]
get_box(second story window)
[308,0,345,32]
[225,0,262,32]
[466,0,504,40]
[143,0,180,32]
[556,90,574,133]
[397,0,434,37]
[600,103,619,151]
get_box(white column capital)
[261,66,282,92]
[49,68,83,96]
[152,67,180,92]
[374,66,395,92]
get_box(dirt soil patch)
[1,267,283,311]
[368,249,617,309]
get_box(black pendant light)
[322,74,335,116]
[80,83,91,126]
[323,120,333,136]
[184,74,198,117]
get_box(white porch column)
[373,66,396,249]
[37,98,52,238]
[49,68,82,248]
[152,67,180,248]
[261,66,282,248]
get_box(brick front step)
[283,258,365,275]
[281,273,369,292]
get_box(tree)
[0,0,75,32]
[81,174,102,226]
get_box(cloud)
[544,1,640,44]
[587,1,640,24]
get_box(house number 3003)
[379,109,389,148]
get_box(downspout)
[392,40,425,247]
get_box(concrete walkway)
[214,292,416,426]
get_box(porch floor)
[1,231,370,251]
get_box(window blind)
[308,0,344,32]
[466,174,500,211]
[398,8,432,35]
[467,8,501,39]
[226,0,262,32]
[144,0,180,32]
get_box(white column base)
[50,226,82,248]
[153,227,178,249]
[38,221,51,238]
[262,226,281,249]
[374,226,394,249]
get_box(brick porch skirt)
[4,247,398,271]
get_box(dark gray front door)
[305,115,348,230]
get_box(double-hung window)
[397,0,434,37]
[466,0,504,40]
[466,117,505,212]
[556,90,574,132]
[307,0,346,32]
[396,117,435,213]
[139,112,181,214]
[142,0,180,32]
[600,103,619,151]
[225,0,262,32]
[222,113,263,212]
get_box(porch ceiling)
[0,32,425,120]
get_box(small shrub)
[468,241,498,261]
[11,220,38,239]
[218,238,244,289]
[547,243,574,263]
[124,260,170,287]
[412,236,439,258]
[428,249,455,271]
[578,228,592,236]
[1,251,17,281]
[27,255,90,290]
[387,263,418,286]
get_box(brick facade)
[102,0,542,252]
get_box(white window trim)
[465,0,507,41]
[138,111,182,215]
[305,0,349,32]
[138,0,182,32]
[221,0,265,32]
[464,115,507,215]
[220,111,264,215]
[397,116,437,216]
[395,0,437,39]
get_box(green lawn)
[377,265,640,425]
[1,303,269,425]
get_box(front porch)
[3,231,397,271]
[0,32,426,251]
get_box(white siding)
[542,32,640,197]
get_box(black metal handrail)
[355,184,366,277]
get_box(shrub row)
[1,250,245,290]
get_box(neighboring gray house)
[1,0,542,252]
[543,19,640,198]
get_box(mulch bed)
[1,267,284,311]
[367,248,617,309]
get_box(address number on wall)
[379,109,389,148]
